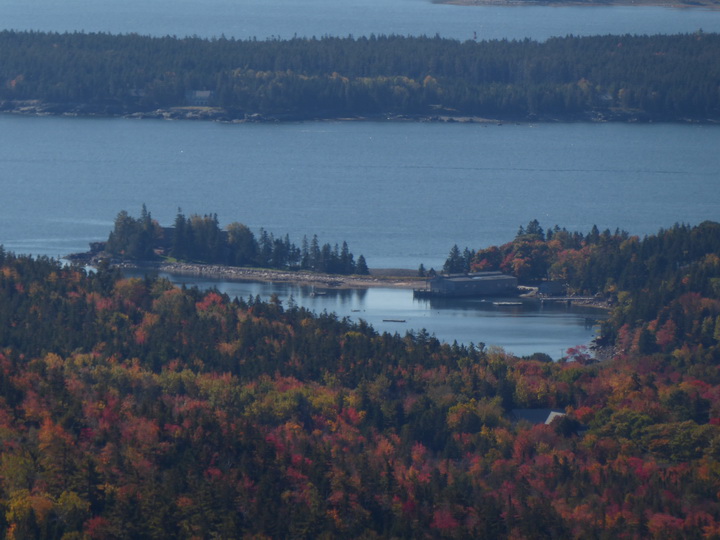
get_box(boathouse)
[416,271,518,298]
[539,280,566,296]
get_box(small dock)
[539,296,596,306]
[413,288,433,299]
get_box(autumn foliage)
[0,220,719,538]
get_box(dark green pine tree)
[443,244,464,274]
[356,254,369,275]
[172,208,187,260]
[340,241,355,274]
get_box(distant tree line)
[105,206,368,274]
[442,219,565,275]
[1,30,719,121]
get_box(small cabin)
[511,408,566,425]
[185,90,215,107]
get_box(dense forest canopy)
[1,220,720,537]
[1,30,719,121]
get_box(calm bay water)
[4,0,719,41]
[134,271,605,358]
[1,115,717,269]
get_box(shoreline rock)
[2,100,716,126]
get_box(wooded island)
[79,207,369,276]
[1,30,719,122]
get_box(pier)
[538,296,597,306]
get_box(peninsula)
[112,260,423,290]
[67,207,424,289]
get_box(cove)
[137,270,606,358]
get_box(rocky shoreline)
[0,100,474,123]
[2,99,713,125]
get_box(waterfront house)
[186,90,215,106]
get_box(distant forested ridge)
[101,206,368,275]
[1,30,719,121]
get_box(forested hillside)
[1,220,720,537]
[1,30,718,121]
[448,220,720,349]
